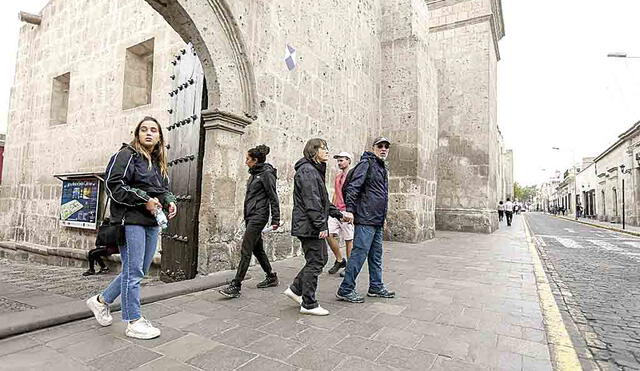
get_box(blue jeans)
[338,225,384,295]
[102,225,159,321]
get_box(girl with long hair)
[86,116,177,339]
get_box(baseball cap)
[373,136,391,146]
[333,151,353,161]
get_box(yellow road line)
[523,216,583,371]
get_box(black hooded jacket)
[243,162,280,225]
[344,151,389,226]
[105,144,177,226]
[291,158,343,238]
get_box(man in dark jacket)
[336,136,395,303]
[283,138,349,316]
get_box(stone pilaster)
[198,109,251,273]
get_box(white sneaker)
[125,317,161,340]
[86,295,112,326]
[283,287,303,305]
[300,305,330,316]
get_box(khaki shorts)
[328,217,354,241]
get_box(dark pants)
[232,220,273,287]
[88,247,109,271]
[498,210,504,221]
[505,211,513,226]
[290,237,328,309]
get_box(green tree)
[513,182,536,202]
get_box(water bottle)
[155,206,168,230]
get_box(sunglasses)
[376,143,390,149]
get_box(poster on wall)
[59,178,100,230]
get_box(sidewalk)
[553,214,640,236]
[0,218,559,371]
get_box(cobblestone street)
[0,259,161,314]
[526,213,640,370]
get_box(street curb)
[0,270,240,340]
[552,215,640,237]
[522,217,583,371]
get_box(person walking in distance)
[326,152,354,276]
[86,116,177,340]
[497,201,505,223]
[336,137,395,303]
[504,198,514,227]
[283,138,351,316]
[219,145,281,298]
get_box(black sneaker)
[328,259,346,274]
[339,271,345,278]
[336,291,365,303]
[82,269,96,276]
[219,284,241,298]
[256,273,279,288]
[367,288,395,298]
[98,267,110,274]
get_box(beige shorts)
[328,217,354,241]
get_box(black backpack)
[341,158,374,199]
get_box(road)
[525,213,640,370]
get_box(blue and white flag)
[285,44,297,71]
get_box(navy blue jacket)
[291,158,343,238]
[344,151,389,227]
[105,144,176,226]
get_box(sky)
[1,1,640,188]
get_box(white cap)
[333,151,353,161]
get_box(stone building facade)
[428,0,508,233]
[0,134,5,184]
[0,0,508,275]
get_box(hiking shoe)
[256,273,279,288]
[335,291,365,303]
[86,295,112,326]
[82,269,96,276]
[300,305,329,316]
[328,259,346,274]
[283,287,303,305]
[98,267,110,274]
[219,284,241,298]
[126,317,161,340]
[367,288,395,298]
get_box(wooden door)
[161,43,205,282]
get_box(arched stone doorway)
[145,0,257,276]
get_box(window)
[122,38,154,110]
[50,72,70,125]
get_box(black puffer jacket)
[244,163,280,225]
[291,158,343,238]
[105,144,177,226]
[344,151,389,227]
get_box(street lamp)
[619,164,632,229]
[552,147,578,221]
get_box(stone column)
[198,109,251,273]
[378,1,438,243]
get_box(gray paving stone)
[120,326,187,349]
[367,312,412,330]
[135,356,199,371]
[415,334,469,359]
[0,335,40,357]
[332,335,388,361]
[286,344,343,371]
[242,334,304,360]
[178,299,226,316]
[376,345,437,370]
[187,344,257,371]
[430,355,490,370]
[373,326,422,348]
[335,318,383,339]
[156,311,209,330]
[0,345,92,371]
[212,325,268,348]
[497,335,551,360]
[153,333,220,362]
[333,356,395,371]
[91,344,162,370]
[181,318,237,338]
[523,355,553,371]
[366,302,407,315]
[139,303,179,320]
[58,334,129,362]
[292,326,348,348]
[236,355,297,371]
[497,351,523,370]
[256,318,308,339]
